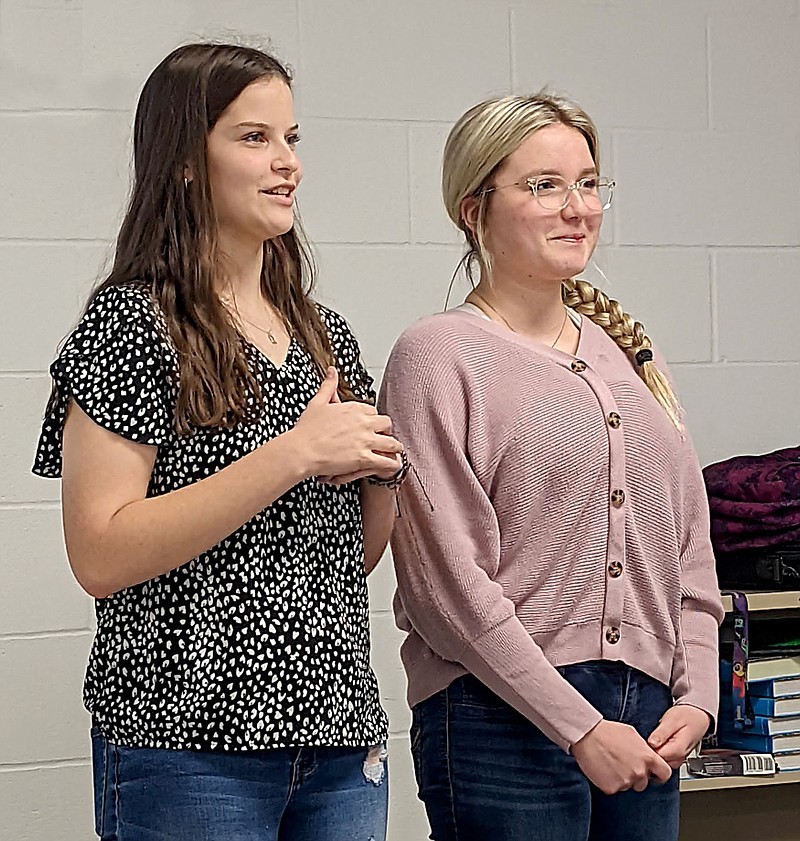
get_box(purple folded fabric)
[703,447,800,552]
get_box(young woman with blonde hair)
[33,42,403,841]
[380,92,723,841]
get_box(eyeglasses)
[481,175,615,212]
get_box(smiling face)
[205,77,302,251]
[482,123,602,285]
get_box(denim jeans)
[410,661,680,841]
[91,727,388,840]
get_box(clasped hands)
[571,705,710,796]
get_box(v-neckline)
[245,335,296,372]
[457,302,585,359]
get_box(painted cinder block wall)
[1,1,798,838]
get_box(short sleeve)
[32,285,175,478]
[318,306,375,405]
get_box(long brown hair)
[88,42,354,434]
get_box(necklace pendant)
[267,331,278,345]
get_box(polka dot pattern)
[33,285,388,751]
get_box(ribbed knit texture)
[379,307,724,752]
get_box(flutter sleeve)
[33,285,175,478]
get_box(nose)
[561,185,590,218]
[273,144,300,175]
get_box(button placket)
[597,382,626,655]
[570,359,627,655]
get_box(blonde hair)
[442,92,682,430]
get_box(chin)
[551,261,590,281]
[261,219,295,241]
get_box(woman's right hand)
[570,719,674,795]
[289,367,403,480]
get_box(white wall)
[2,1,799,838]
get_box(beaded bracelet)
[367,450,410,489]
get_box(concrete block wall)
[1,1,798,838]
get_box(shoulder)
[55,283,172,379]
[88,282,157,319]
[316,303,350,334]
[392,310,484,355]
[315,303,362,361]
[388,309,488,368]
[316,303,359,348]
[74,283,162,343]
[383,311,490,404]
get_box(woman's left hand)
[647,705,711,768]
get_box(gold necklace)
[468,290,569,348]
[220,294,282,345]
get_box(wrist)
[272,428,315,483]
[571,718,604,755]
[367,450,409,488]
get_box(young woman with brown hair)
[33,42,402,841]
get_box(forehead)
[499,123,595,177]
[216,77,295,125]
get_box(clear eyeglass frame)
[482,175,615,212]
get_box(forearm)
[672,436,725,720]
[671,606,722,723]
[360,482,396,574]
[64,432,308,597]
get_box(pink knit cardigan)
[379,308,724,752]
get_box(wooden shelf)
[680,592,800,802]
[721,591,800,613]
[681,769,800,792]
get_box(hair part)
[442,91,683,430]
[87,42,355,435]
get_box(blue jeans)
[91,728,388,840]
[411,661,679,841]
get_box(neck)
[215,233,267,308]
[470,271,568,338]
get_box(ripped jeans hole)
[362,743,388,786]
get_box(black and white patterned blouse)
[33,284,388,751]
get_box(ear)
[183,164,194,185]
[460,194,480,235]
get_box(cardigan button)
[608,560,623,578]
[605,627,621,644]
[571,359,587,373]
[607,412,621,429]
[611,489,626,508]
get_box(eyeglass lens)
[531,176,612,211]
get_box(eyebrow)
[523,166,598,178]
[234,121,300,132]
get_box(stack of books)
[717,655,800,773]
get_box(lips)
[551,233,586,243]
[261,183,295,197]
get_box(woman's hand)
[647,705,710,768]
[290,367,403,482]
[571,719,674,795]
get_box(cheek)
[493,205,540,242]
[587,217,602,245]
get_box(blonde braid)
[561,278,683,431]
